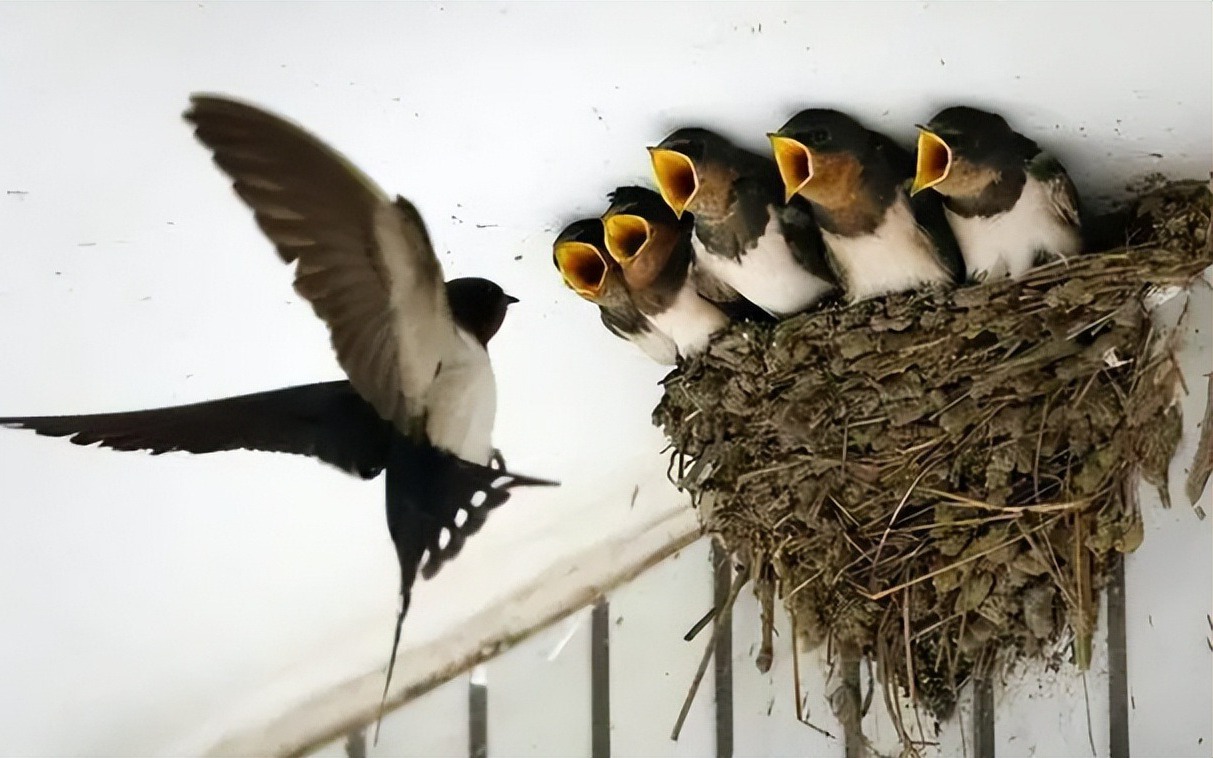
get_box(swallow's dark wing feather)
[775,196,838,285]
[876,133,966,283]
[185,95,453,438]
[0,381,394,479]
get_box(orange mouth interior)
[769,135,814,201]
[912,130,952,194]
[602,213,652,265]
[648,148,698,216]
[554,241,609,297]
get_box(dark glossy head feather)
[444,277,516,346]
[654,127,742,163]
[777,108,873,156]
[605,185,679,225]
[925,106,1039,164]
[554,218,605,248]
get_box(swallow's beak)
[769,134,814,203]
[911,126,952,196]
[553,241,608,299]
[602,213,652,266]
[504,294,520,305]
[648,147,698,218]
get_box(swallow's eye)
[811,129,830,145]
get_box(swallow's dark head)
[769,109,873,206]
[552,219,613,302]
[912,106,1031,199]
[647,128,735,218]
[600,186,684,290]
[445,277,517,347]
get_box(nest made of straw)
[654,180,1212,727]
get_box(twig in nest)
[670,566,747,741]
[863,518,1057,601]
[869,469,932,588]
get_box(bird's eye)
[811,129,829,145]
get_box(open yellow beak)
[769,134,814,203]
[553,240,609,299]
[911,128,952,196]
[601,213,652,266]
[647,147,698,217]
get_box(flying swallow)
[770,108,964,301]
[599,186,730,357]
[648,128,837,317]
[911,105,1083,281]
[553,218,678,364]
[3,94,558,734]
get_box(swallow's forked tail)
[373,437,558,743]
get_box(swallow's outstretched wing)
[185,95,458,439]
[0,381,393,478]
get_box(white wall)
[0,2,1208,755]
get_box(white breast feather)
[647,277,729,358]
[822,197,949,302]
[946,175,1082,281]
[424,326,496,465]
[629,327,679,365]
[692,214,833,317]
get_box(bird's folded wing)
[184,95,453,435]
[1028,152,1081,230]
[0,381,393,478]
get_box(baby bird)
[648,128,837,317]
[600,186,730,358]
[911,106,1082,281]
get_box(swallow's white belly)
[628,325,679,365]
[647,277,729,358]
[425,326,496,465]
[692,214,833,317]
[823,197,949,302]
[946,176,1082,281]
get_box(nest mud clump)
[654,181,1212,728]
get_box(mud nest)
[654,180,1212,729]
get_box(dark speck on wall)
[513,255,522,261]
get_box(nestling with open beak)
[770,109,964,301]
[648,128,837,318]
[553,218,678,365]
[911,106,1083,281]
[600,186,730,358]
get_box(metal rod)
[591,599,611,758]
[1107,554,1131,758]
[712,543,735,758]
